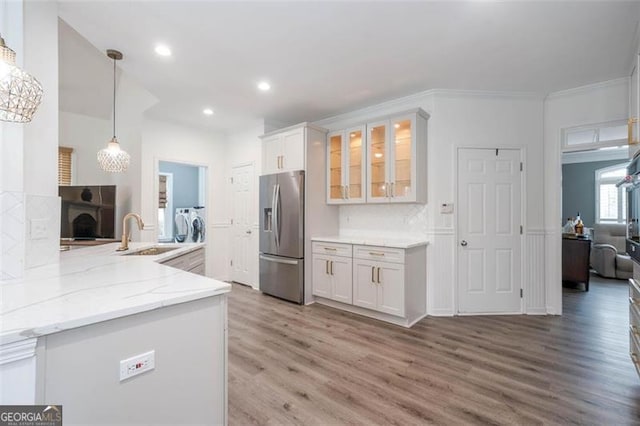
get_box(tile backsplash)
[339,203,428,239]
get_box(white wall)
[543,77,630,314]
[317,90,546,316]
[140,119,228,280]
[1,0,60,278]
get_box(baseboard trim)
[314,297,418,328]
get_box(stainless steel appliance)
[259,170,305,304]
[627,154,640,262]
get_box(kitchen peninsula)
[0,243,230,425]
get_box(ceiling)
[58,1,640,133]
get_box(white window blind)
[58,146,73,186]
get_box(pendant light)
[0,34,43,123]
[97,49,130,173]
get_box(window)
[562,120,627,152]
[595,163,628,224]
[58,146,73,185]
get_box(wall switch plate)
[119,350,155,382]
[440,203,454,214]
[30,219,48,240]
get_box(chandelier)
[97,49,130,173]
[0,34,43,123]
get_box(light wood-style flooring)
[228,276,640,425]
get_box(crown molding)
[545,77,630,101]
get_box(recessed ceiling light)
[155,44,172,57]
[203,108,214,116]
[257,81,271,92]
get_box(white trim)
[314,297,422,328]
[315,89,541,128]
[561,119,628,152]
[562,146,629,164]
[0,338,37,365]
[546,77,630,100]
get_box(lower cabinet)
[312,252,353,305]
[353,260,404,317]
[312,240,426,327]
[161,247,205,276]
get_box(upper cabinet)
[262,127,305,175]
[326,108,428,204]
[631,53,640,159]
[327,126,366,204]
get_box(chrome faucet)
[116,213,145,251]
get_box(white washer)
[174,208,193,243]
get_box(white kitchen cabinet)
[311,238,426,327]
[327,126,367,204]
[325,108,428,204]
[261,126,305,174]
[312,242,353,304]
[367,111,428,203]
[353,254,405,317]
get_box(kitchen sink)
[124,246,179,256]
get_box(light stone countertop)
[0,242,231,346]
[311,236,428,249]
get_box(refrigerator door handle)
[260,254,299,265]
[274,183,281,247]
[272,183,279,247]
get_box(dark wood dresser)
[562,236,591,291]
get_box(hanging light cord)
[112,55,116,139]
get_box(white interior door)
[231,164,255,286]
[458,148,522,314]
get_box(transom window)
[562,120,627,152]
[595,163,628,224]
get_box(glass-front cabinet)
[326,108,428,204]
[326,126,366,204]
[367,113,422,203]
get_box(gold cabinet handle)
[369,252,385,256]
[629,118,639,145]
[323,247,337,251]
[390,182,395,197]
[330,261,334,275]
[326,260,329,275]
[346,185,350,199]
[631,352,640,367]
[632,325,640,337]
[371,266,375,283]
[385,182,389,197]
[376,267,381,283]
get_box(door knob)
[460,240,468,247]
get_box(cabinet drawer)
[630,279,640,306]
[161,248,205,271]
[353,245,404,264]
[312,242,352,257]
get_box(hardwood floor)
[228,275,640,425]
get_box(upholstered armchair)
[590,223,633,280]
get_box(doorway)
[457,148,523,314]
[157,161,207,244]
[231,163,255,287]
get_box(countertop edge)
[311,236,429,249]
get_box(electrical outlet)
[119,350,155,382]
[30,219,48,240]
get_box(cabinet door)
[345,126,366,203]
[312,255,332,298]
[389,115,416,202]
[282,128,305,171]
[353,260,378,310]
[262,135,282,175]
[327,131,345,204]
[367,120,390,203]
[376,262,405,317]
[330,256,353,304]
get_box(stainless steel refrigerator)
[259,170,305,304]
